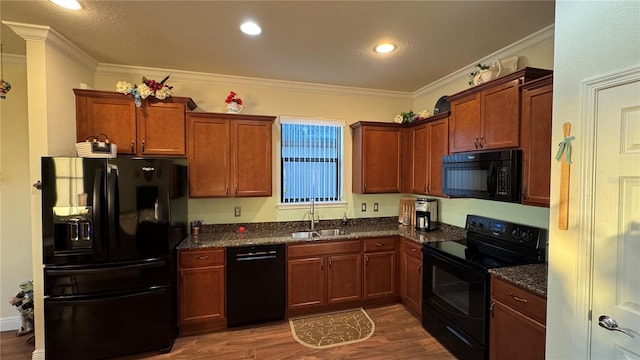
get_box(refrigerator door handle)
[93,167,106,256]
[107,165,119,251]
[45,259,167,276]
[45,285,168,304]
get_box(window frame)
[277,116,347,209]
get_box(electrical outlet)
[361,203,366,212]
[374,203,379,212]
[234,206,241,217]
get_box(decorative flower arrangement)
[116,75,173,107]
[225,91,243,105]
[394,109,432,124]
[468,64,490,85]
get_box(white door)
[591,78,640,359]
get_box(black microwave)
[442,149,522,203]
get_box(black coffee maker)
[415,198,438,231]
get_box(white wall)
[0,55,31,329]
[547,2,640,359]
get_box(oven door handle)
[423,247,483,274]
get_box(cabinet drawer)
[363,237,397,252]
[402,239,422,260]
[179,248,225,268]
[288,240,361,258]
[491,276,546,324]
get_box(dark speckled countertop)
[177,217,466,249]
[489,264,548,298]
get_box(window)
[280,117,344,204]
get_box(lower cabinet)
[400,238,423,316]
[178,248,226,335]
[287,240,362,316]
[489,276,546,360]
[363,237,398,302]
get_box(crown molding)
[413,24,555,98]
[96,63,411,99]
[2,21,98,73]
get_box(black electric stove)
[421,215,546,360]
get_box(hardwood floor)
[1,304,455,359]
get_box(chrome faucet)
[309,199,317,230]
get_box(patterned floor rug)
[289,308,375,349]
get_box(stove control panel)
[466,215,544,249]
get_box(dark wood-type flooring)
[1,304,455,359]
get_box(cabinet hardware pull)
[509,293,528,303]
[364,183,367,191]
[522,184,528,199]
[418,264,422,273]
[490,301,496,316]
[130,141,134,153]
[474,137,479,149]
[328,258,332,267]
[235,184,238,195]
[225,184,229,196]
[141,140,145,153]
[195,255,209,260]
[376,243,383,247]
[321,259,324,269]
[410,247,416,252]
[479,136,484,149]
[365,255,369,264]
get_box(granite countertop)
[489,263,548,298]
[177,217,466,250]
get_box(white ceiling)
[0,1,555,92]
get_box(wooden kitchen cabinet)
[408,114,449,196]
[363,237,397,302]
[187,112,275,198]
[490,276,546,360]
[178,248,226,335]
[399,238,423,316]
[351,121,403,193]
[287,240,362,316]
[447,68,553,153]
[520,75,553,207]
[74,89,196,156]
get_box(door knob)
[598,315,635,338]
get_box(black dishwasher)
[226,244,286,327]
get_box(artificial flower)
[115,75,173,107]
[225,91,243,105]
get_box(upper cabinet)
[187,112,275,198]
[520,75,553,207]
[74,89,196,156]
[351,122,403,194]
[406,114,449,196]
[447,68,552,153]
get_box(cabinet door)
[233,120,272,197]
[75,94,137,155]
[187,116,231,197]
[410,124,429,194]
[481,79,520,150]
[364,251,396,299]
[521,83,553,207]
[361,126,402,193]
[449,93,481,153]
[402,253,422,315]
[427,118,449,196]
[137,102,186,155]
[489,300,546,360]
[287,257,325,310]
[178,266,225,326]
[327,253,362,304]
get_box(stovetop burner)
[423,215,546,269]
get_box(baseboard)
[32,348,45,360]
[0,316,21,331]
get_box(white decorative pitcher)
[226,102,242,114]
[473,61,502,85]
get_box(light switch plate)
[234,206,241,217]
[361,203,366,212]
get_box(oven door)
[422,246,487,360]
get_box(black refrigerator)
[41,157,188,360]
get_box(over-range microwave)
[442,149,522,203]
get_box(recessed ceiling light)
[49,0,82,10]
[240,21,262,36]
[374,43,396,54]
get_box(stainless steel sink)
[291,231,321,239]
[317,228,349,236]
[290,228,349,238]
